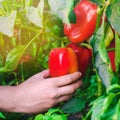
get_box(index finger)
[54,72,81,87]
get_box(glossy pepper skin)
[108,41,116,72]
[49,47,78,77]
[67,43,92,77]
[64,0,98,43]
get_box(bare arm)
[0,70,82,114]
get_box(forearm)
[0,86,18,112]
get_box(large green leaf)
[106,2,120,34]
[91,84,120,120]
[61,98,85,114]
[0,11,16,37]
[91,96,105,120]
[0,45,25,72]
[26,0,44,27]
[47,0,76,24]
[90,25,113,88]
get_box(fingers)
[58,80,82,96]
[57,95,71,103]
[54,72,81,87]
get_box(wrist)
[0,86,18,112]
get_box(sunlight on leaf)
[26,0,44,27]
[0,45,25,72]
[48,0,76,24]
[0,11,16,37]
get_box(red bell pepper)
[64,0,98,43]
[67,43,92,77]
[108,41,116,72]
[48,47,79,77]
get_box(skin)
[0,69,82,114]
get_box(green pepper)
[105,26,114,47]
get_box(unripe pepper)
[64,0,98,43]
[67,43,92,77]
[48,47,78,77]
[105,26,114,47]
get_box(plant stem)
[20,63,24,82]
[96,71,102,96]
[23,31,41,53]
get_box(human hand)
[13,70,82,114]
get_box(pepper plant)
[0,0,120,120]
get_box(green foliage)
[47,0,76,24]
[0,11,16,37]
[0,0,120,120]
[26,0,44,28]
[90,22,113,88]
[106,2,120,34]
[0,112,6,119]
[90,0,105,6]
[34,108,68,120]
[115,33,120,72]
[61,97,85,114]
[0,45,25,72]
[89,84,120,120]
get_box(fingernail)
[77,72,82,77]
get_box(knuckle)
[50,80,57,87]
[66,77,72,83]
[70,87,76,93]
[49,91,58,99]
[65,96,70,101]
[48,100,56,108]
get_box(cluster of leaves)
[0,0,67,119]
[0,0,120,120]
[0,0,66,84]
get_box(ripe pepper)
[108,41,116,72]
[64,0,98,43]
[67,43,92,77]
[48,47,78,77]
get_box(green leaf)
[115,33,120,72]
[61,98,85,114]
[0,45,25,72]
[100,97,120,120]
[90,25,113,88]
[108,84,120,94]
[34,114,44,120]
[47,0,76,24]
[45,108,65,116]
[0,112,6,119]
[116,100,120,120]
[91,0,104,6]
[26,0,44,27]
[0,11,16,37]
[91,96,105,120]
[106,2,120,34]
[98,27,110,64]
[0,54,4,67]
[100,93,117,115]
[51,115,67,120]
[34,108,68,120]
[91,94,120,120]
